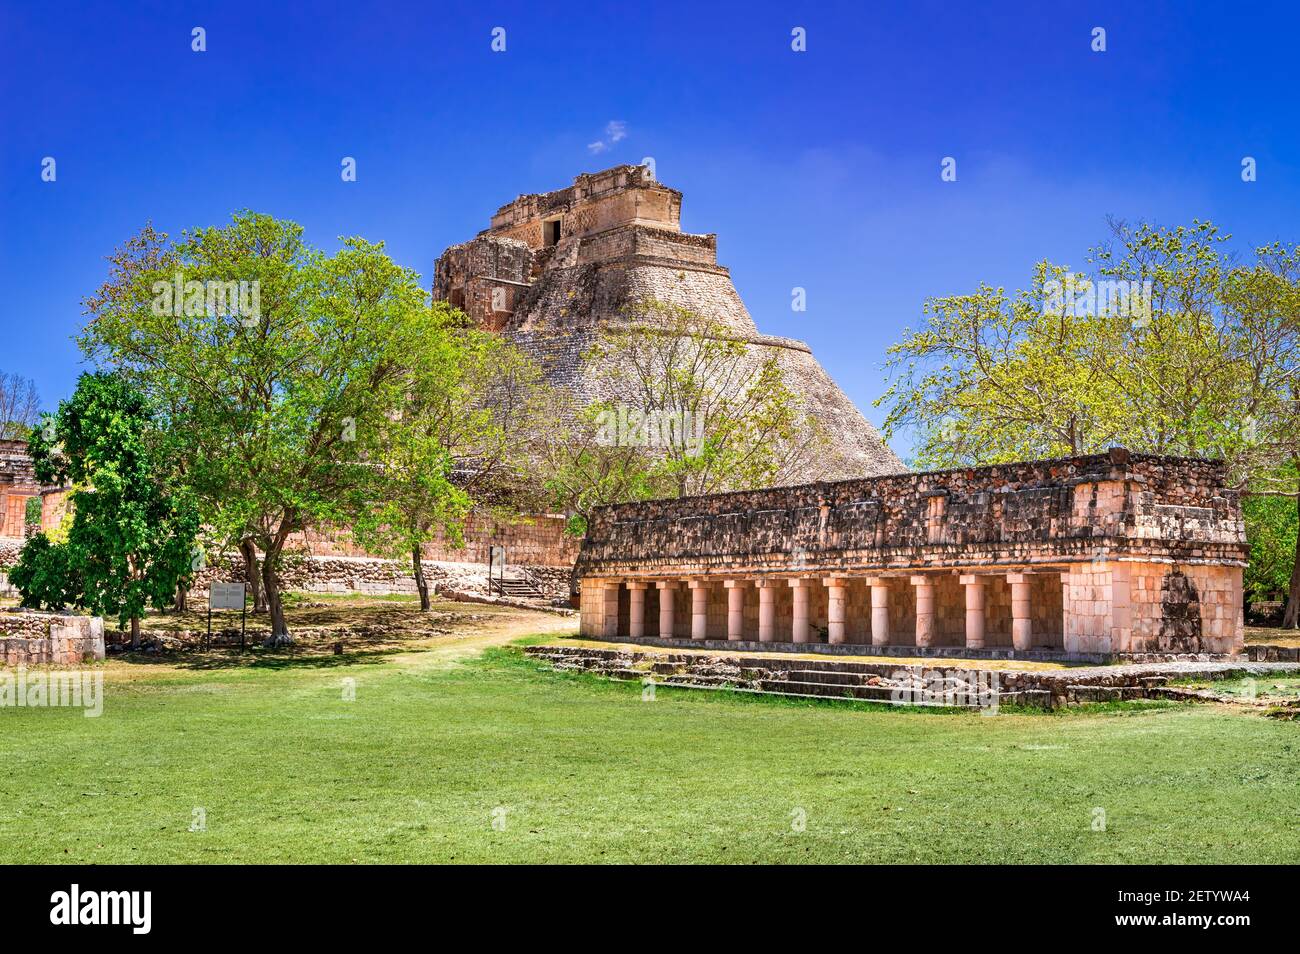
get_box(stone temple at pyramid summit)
[432,164,904,481]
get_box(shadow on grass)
[110,645,410,672]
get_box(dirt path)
[93,599,578,682]
[393,608,577,670]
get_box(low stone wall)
[3,539,571,609]
[0,536,23,572]
[1245,644,1300,662]
[288,512,582,567]
[193,554,571,602]
[0,610,105,666]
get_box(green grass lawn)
[1173,674,1300,703]
[2,636,1298,863]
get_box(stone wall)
[0,439,40,539]
[0,610,105,665]
[0,537,23,575]
[290,511,581,567]
[488,165,682,242]
[1,536,572,604]
[1062,560,1242,656]
[577,449,1247,578]
[193,553,572,602]
[26,488,579,569]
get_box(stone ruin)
[574,448,1249,660]
[0,439,40,539]
[0,610,105,665]
[432,164,904,481]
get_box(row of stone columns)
[601,572,1042,650]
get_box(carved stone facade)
[575,449,1248,659]
[0,439,40,539]
[432,164,903,481]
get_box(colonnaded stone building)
[576,450,1247,660]
[432,163,903,481]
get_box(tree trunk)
[261,550,293,646]
[240,538,267,613]
[130,616,141,651]
[568,559,581,607]
[412,544,431,611]
[1284,485,1300,630]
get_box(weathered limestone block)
[0,610,106,666]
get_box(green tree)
[79,213,434,643]
[356,309,547,610]
[545,300,825,532]
[25,372,199,647]
[540,401,662,537]
[1242,473,1299,606]
[9,533,80,611]
[877,220,1300,628]
[24,495,42,529]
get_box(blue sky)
[2,0,1297,456]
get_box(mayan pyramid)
[432,164,904,481]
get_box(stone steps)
[524,644,1300,710]
[1062,685,1147,702]
[525,644,1013,708]
[785,668,888,687]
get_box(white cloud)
[587,120,627,154]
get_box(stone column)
[911,575,935,648]
[688,580,709,641]
[1008,571,1032,651]
[656,581,677,639]
[724,580,746,641]
[758,580,777,643]
[865,577,890,646]
[1110,563,1132,654]
[601,581,620,639]
[959,574,986,649]
[789,579,810,643]
[627,582,647,639]
[824,577,847,644]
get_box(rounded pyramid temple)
[433,164,904,481]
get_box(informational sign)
[487,545,507,596]
[210,581,247,610]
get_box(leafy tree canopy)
[24,372,199,643]
[877,219,1300,626]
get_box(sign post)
[488,545,506,595]
[208,581,249,650]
